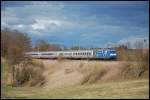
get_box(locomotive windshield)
[110,50,116,54]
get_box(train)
[25,48,117,60]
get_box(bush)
[116,48,149,61]
[57,55,65,62]
[1,28,31,65]
[11,60,45,87]
[120,62,149,79]
[81,65,107,84]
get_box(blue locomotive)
[95,49,117,59]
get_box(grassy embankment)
[1,59,149,99]
[1,79,149,99]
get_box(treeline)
[1,28,31,64]
[32,40,61,51]
[115,46,149,61]
[1,28,61,64]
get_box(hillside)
[40,60,149,89]
[1,59,149,99]
[1,79,149,99]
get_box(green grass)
[1,79,149,99]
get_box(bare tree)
[134,40,144,49]
[1,28,31,64]
[33,39,61,51]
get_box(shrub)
[1,28,31,65]
[116,48,149,61]
[81,65,107,84]
[57,55,65,62]
[120,62,149,79]
[11,60,45,87]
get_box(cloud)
[31,19,63,30]
[1,1,149,47]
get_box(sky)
[1,1,149,48]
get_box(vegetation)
[1,28,31,64]
[33,39,61,51]
[1,58,45,87]
[1,28,46,87]
[1,79,149,99]
[116,47,149,61]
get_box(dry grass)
[120,62,149,79]
[80,63,107,84]
[1,79,149,99]
[37,60,149,88]
[117,48,149,61]
[1,57,149,99]
[1,59,45,87]
[2,57,148,88]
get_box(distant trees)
[1,28,62,64]
[134,40,144,49]
[1,28,31,64]
[70,46,86,50]
[33,40,61,51]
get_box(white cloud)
[1,2,74,36]
[1,1,148,47]
[17,24,24,28]
[31,19,63,30]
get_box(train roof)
[26,48,116,54]
[26,50,94,54]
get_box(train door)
[103,50,109,59]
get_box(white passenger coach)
[26,50,94,59]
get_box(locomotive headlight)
[110,53,116,56]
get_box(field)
[1,59,149,99]
[1,79,149,99]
